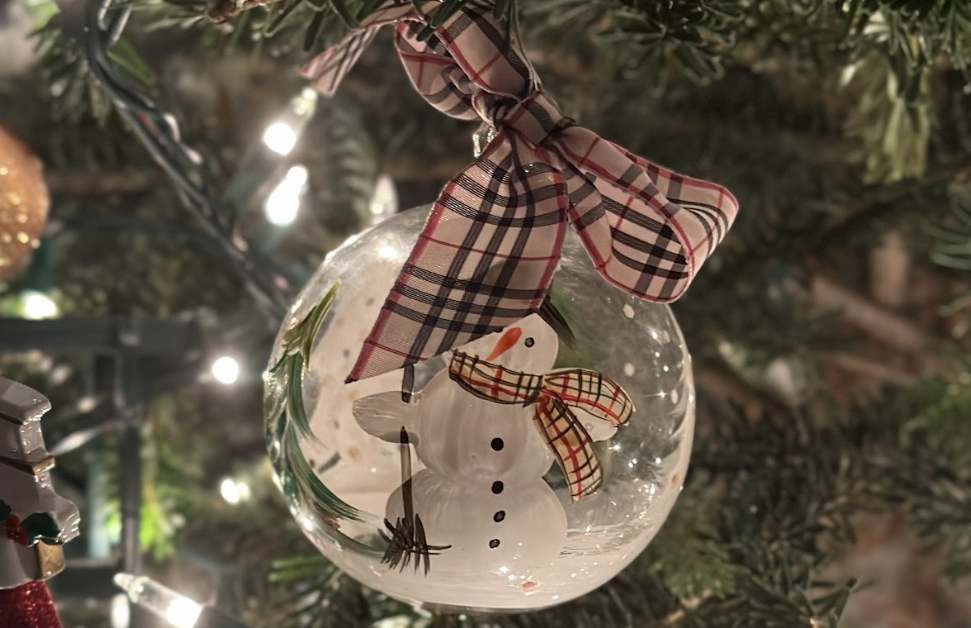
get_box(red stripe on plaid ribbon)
[303,0,739,383]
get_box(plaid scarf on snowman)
[448,351,634,501]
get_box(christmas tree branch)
[205,0,290,22]
[810,275,937,361]
[695,361,791,416]
[824,353,917,386]
[45,170,160,196]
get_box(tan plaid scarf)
[448,351,634,501]
[305,1,739,384]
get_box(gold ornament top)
[0,125,49,282]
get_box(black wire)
[80,0,293,319]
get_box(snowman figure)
[0,377,80,591]
[352,312,633,577]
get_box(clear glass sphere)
[265,206,694,613]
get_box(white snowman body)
[355,314,573,574]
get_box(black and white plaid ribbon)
[304,0,739,383]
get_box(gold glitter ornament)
[0,125,49,282]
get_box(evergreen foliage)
[1,0,970,626]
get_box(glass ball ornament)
[0,124,49,282]
[265,205,695,613]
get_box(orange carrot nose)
[486,327,522,362]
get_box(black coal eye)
[524,337,535,348]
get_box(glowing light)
[110,593,130,628]
[164,597,202,628]
[114,573,202,628]
[77,396,99,413]
[264,166,308,226]
[368,174,399,224]
[297,88,319,113]
[211,356,240,385]
[23,291,57,319]
[285,164,308,186]
[220,477,241,504]
[262,121,298,155]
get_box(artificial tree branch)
[869,231,911,309]
[824,353,917,387]
[694,361,792,418]
[207,0,280,22]
[811,275,937,362]
[46,170,159,196]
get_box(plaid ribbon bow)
[304,1,739,384]
[448,351,633,501]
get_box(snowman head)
[457,313,559,374]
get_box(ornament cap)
[30,543,64,581]
[0,380,51,426]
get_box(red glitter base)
[0,581,63,628]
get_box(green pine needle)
[267,281,365,523]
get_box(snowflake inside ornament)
[265,206,694,612]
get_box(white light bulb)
[110,593,131,628]
[368,174,398,224]
[236,481,251,501]
[285,164,308,185]
[211,357,240,385]
[219,477,241,504]
[264,166,308,227]
[22,291,57,319]
[262,121,298,155]
[164,597,203,628]
[114,573,202,628]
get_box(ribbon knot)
[302,0,739,383]
[498,92,571,147]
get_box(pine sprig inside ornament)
[267,282,367,524]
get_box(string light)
[368,174,398,225]
[110,593,130,628]
[210,357,240,385]
[219,477,251,505]
[262,122,297,156]
[114,573,202,628]
[264,165,308,227]
[114,573,254,628]
[261,88,319,156]
[22,290,57,319]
